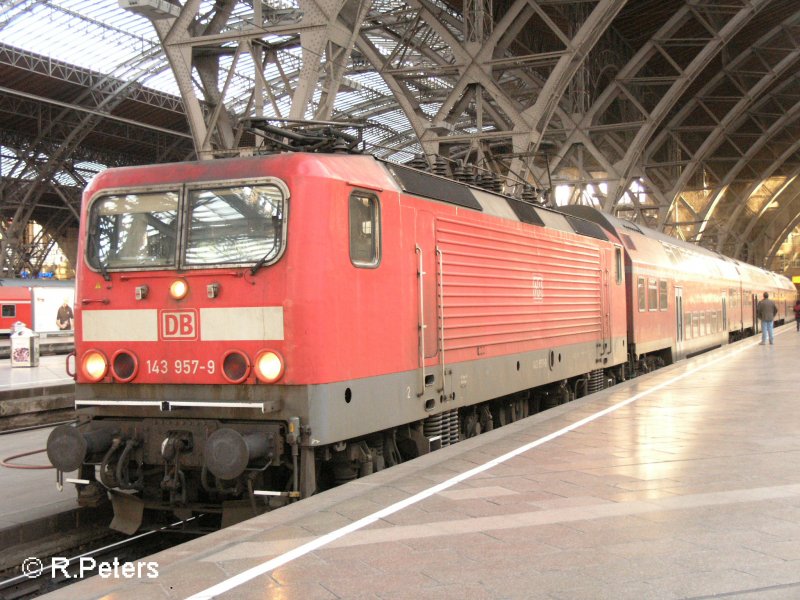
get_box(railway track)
[0,513,210,599]
[0,385,74,433]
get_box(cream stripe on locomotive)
[83,309,158,341]
[200,307,284,340]
[82,307,284,341]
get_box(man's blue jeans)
[761,320,774,344]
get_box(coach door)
[752,293,759,334]
[415,211,439,397]
[675,287,684,358]
[721,292,727,333]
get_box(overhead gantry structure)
[2,0,800,274]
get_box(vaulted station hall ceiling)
[3,0,800,275]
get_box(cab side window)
[349,192,380,267]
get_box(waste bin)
[11,327,40,367]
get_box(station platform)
[0,426,75,531]
[0,354,77,559]
[39,324,800,599]
[0,353,73,395]
[0,334,74,360]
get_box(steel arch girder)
[614,0,772,188]
[506,0,628,185]
[734,168,800,259]
[765,187,800,268]
[686,78,800,246]
[548,2,694,210]
[700,98,800,252]
[154,0,213,158]
[553,0,771,221]
[654,13,800,230]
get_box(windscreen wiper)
[250,253,271,276]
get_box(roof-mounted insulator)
[432,156,449,177]
[332,137,350,153]
[464,164,477,185]
[521,184,537,203]
[408,154,430,171]
[478,172,500,193]
[452,160,469,183]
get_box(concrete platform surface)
[37,325,800,599]
[0,427,78,532]
[0,354,76,535]
[0,354,73,393]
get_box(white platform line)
[185,335,773,600]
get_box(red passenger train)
[46,144,793,532]
[0,279,75,335]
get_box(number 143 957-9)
[146,359,216,375]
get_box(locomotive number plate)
[146,359,216,375]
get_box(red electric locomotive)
[47,145,631,531]
[0,286,31,334]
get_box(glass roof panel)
[0,0,451,161]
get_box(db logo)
[160,310,198,340]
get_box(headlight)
[111,350,138,382]
[169,279,189,300]
[254,350,284,383]
[82,350,109,382]
[222,350,251,383]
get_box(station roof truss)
[2,0,800,273]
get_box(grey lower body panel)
[305,338,626,445]
[75,338,626,447]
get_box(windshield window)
[88,192,179,269]
[185,184,285,266]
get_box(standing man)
[757,292,777,345]
[56,298,74,331]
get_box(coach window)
[648,279,658,311]
[1,305,14,318]
[659,280,668,310]
[614,247,623,284]
[349,192,380,267]
[637,277,646,311]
